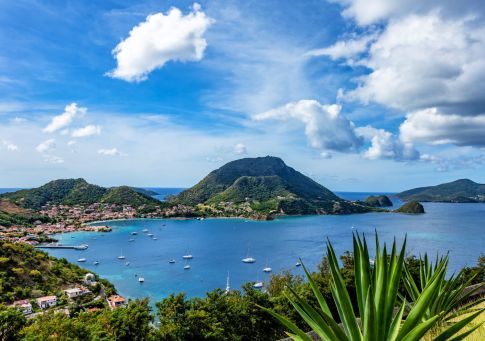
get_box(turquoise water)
[45,193,485,304]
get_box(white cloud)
[43,103,87,133]
[400,108,485,147]
[71,125,102,138]
[343,13,485,115]
[357,126,420,161]
[36,139,56,153]
[306,34,376,60]
[253,100,362,153]
[98,148,121,156]
[330,0,485,26]
[233,143,247,155]
[1,140,19,151]
[11,117,27,123]
[107,3,214,82]
[43,154,64,164]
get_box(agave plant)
[403,253,485,322]
[262,233,485,341]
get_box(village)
[7,272,128,318]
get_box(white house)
[36,295,57,309]
[64,286,89,299]
[12,299,32,315]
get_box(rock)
[394,201,425,214]
[364,195,393,207]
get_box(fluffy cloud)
[71,125,101,138]
[306,34,376,60]
[400,108,485,147]
[43,154,64,164]
[344,13,485,115]
[107,3,214,82]
[233,143,247,155]
[98,148,121,156]
[357,126,419,161]
[36,139,56,153]
[43,103,86,133]
[253,100,362,153]
[1,140,18,151]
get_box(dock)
[36,243,88,250]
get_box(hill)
[0,241,112,302]
[397,179,485,203]
[172,156,375,215]
[0,179,160,210]
[363,195,393,207]
[394,201,425,214]
[0,199,51,227]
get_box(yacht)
[131,231,138,235]
[147,233,154,237]
[77,258,86,262]
[117,250,126,260]
[138,277,145,283]
[253,281,263,289]
[295,261,302,267]
[262,259,272,273]
[242,247,256,263]
[168,259,176,264]
[128,238,135,242]
[142,229,148,233]
[225,272,230,294]
[153,237,157,240]
[182,250,193,259]
[93,261,99,265]
[184,264,191,270]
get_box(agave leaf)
[445,323,484,341]
[399,314,442,341]
[300,260,332,317]
[387,299,406,341]
[257,305,313,341]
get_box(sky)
[0,0,484,191]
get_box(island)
[394,201,425,214]
[397,179,485,203]
[363,195,393,207]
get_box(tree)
[0,306,27,341]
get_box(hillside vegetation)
[173,156,374,215]
[397,179,485,203]
[0,241,98,302]
[0,179,160,210]
[0,200,50,227]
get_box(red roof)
[108,295,126,303]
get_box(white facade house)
[12,299,33,315]
[36,295,57,309]
[64,287,89,299]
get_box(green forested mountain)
[173,156,374,214]
[394,201,425,214]
[397,179,485,203]
[0,179,160,209]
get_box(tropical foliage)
[263,234,485,340]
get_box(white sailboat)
[117,249,126,260]
[253,272,263,289]
[225,272,230,294]
[182,249,193,259]
[183,260,191,270]
[262,259,272,273]
[77,258,86,262]
[242,247,256,263]
[168,259,176,264]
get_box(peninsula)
[397,179,485,203]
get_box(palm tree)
[261,233,484,341]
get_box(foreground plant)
[262,234,485,341]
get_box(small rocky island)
[394,201,425,214]
[363,195,393,207]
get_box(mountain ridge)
[397,179,485,203]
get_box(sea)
[1,188,484,304]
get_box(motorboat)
[153,237,157,240]
[128,238,135,242]
[168,259,175,264]
[138,277,145,283]
[131,231,138,235]
[147,233,154,237]
[142,229,148,233]
[295,261,302,267]
[77,258,86,262]
[253,281,263,289]
[93,261,99,265]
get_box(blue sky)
[0,0,484,191]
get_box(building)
[36,295,57,309]
[64,286,90,299]
[12,299,32,315]
[107,295,126,309]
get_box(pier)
[36,243,88,250]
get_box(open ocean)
[11,188,478,305]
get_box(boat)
[147,233,154,237]
[295,261,302,267]
[138,277,145,283]
[242,247,256,263]
[168,259,175,264]
[225,272,230,294]
[93,261,99,265]
[125,262,130,266]
[183,261,191,270]
[182,250,193,259]
[153,237,157,240]
[253,272,263,288]
[77,258,86,262]
[262,259,272,273]
[142,229,148,233]
[128,238,135,242]
[131,231,138,235]
[117,249,126,260]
